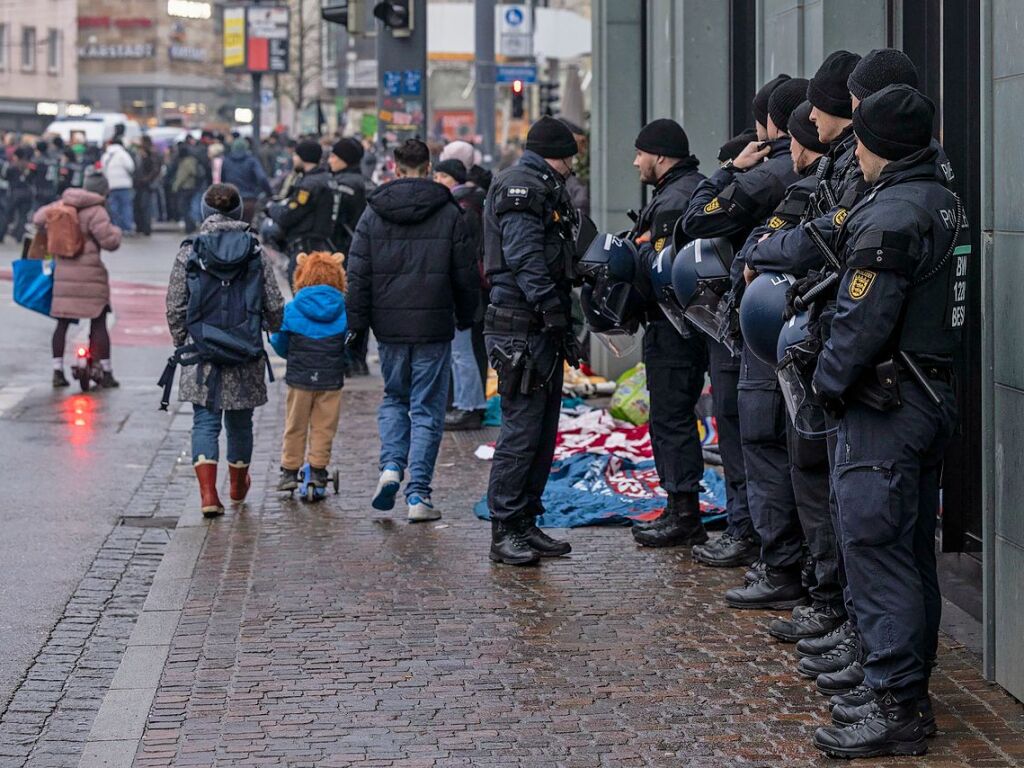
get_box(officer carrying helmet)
[807,84,968,760]
[483,116,581,567]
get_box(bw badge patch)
[654,237,667,252]
[296,189,310,205]
[704,198,721,214]
[768,216,785,230]
[848,269,876,300]
[833,208,848,227]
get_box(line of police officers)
[482,48,968,760]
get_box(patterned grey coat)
[165,215,285,410]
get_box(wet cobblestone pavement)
[119,383,1022,768]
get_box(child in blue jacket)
[271,251,348,490]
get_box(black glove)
[812,379,845,419]
[784,270,823,320]
[562,334,582,368]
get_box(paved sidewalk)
[120,380,1022,768]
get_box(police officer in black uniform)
[622,119,709,548]
[268,139,334,286]
[682,78,803,609]
[739,100,845,644]
[808,84,964,760]
[326,137,368,255]
[484,116,580,566]
[686,75,789,570]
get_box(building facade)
[0,0,78,133]
[591,0,1019,703]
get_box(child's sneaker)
[309,466,329,487]
[277,467,299,492]
[407,495,441,523]
[372,464,402,510]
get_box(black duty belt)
[484,304,542,334]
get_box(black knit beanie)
[847,48,919,101]
[752,74,791,127]
[853,84,934,161]
[525,116,578,159]
[718,128,759,163]
[768,78,810,133]
[331,137,364,166]
[807,50,861,118]
[634,118,690,158]
[787,101,829,155]
[434,159,467,185]
[295,139,322,164]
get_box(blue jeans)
[190,189,205,227]
[192,405,254,464]
[450,327,486,411]
[377,341,452,501]
[107,188,135,232]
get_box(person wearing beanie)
[808,49,861,124]
[740,99,844,646]
[848,48,918,107]
[682,79,805,600]
[438,139,480,172]
[165,181,285,521]
[324,137,368,259]
[626,117,709,550]
[481,115,582,565]
[268,137,335,286]
[810,83,965,760]
[717,127,759,164]
[433,158,467,187]
[767,78,811,136]
[752,74,791,138]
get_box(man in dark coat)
[346,139,478,523]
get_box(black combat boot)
[797,636,860,678]
[797,620,854,658]
[832,693,936,737]
[489,520,541,566]
[816,661,865,696]
[632,492,708,548]
[693,533,760,567]
[523,524,572,557]
[813,691,927,758]
[631,496,677,532]
[769,604,845,643]
[830,683,875,710]
[724,565,806,610]
[744,559,766,584]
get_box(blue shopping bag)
[12,257,54,317]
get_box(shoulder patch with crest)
[767,216,785,230]
[848,269,876,300]
[833,208,848,227]
[704,197,721,214]
[506,186,529,198]
[654,237,666,252]
[296,189,310,205]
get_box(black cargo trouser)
[708,340,753,539]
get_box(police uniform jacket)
[270,165,335,252]
[483,150,578,316]
[328,167,367,255]
[680,137,800,248]
[813,144,967,401]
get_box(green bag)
[608,363,650,425]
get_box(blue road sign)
[496,65,537,84]
[403,69,422,96]
[504,7,524,27]
[383,70,402,97]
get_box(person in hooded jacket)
[346,139,478,523]
[221,138,273,223]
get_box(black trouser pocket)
[836,460,900,546]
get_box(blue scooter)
[297,463,340,502]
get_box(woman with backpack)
[33,170,122,388]
[165,183,284,517]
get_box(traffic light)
[321,0,368,34]
[511,79,524,119]
[539,81,559,117]
[373,1,412,35]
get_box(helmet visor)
[683,280,738,354]
[655,289,691,337]
[777,348,837,439]
[592,329,641,358]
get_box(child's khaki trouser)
[281,387,343,470]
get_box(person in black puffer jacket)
[346,139,478,523]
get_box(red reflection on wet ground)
[63,395,95,447]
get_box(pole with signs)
[474,0,495,162]
[375,0,427,144]
[222,3,291,138]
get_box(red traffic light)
[512,79,524,94]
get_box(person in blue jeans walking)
[345,139,478,522]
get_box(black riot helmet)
[580,283,641,358]
[739,271,795,364]
[578,233,648,326]
[575,212,599,261]
[649,241,689,336]
[777,311,836,439]
[670,233,736,342]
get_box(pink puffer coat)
[33,188,122,320]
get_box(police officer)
[809,85,963,759]
[483,116,580,566]
[739,100,845,644]
[326,137,368,255]
[682,78,803,608]
[268,139,334,286]
[622,119,709,548]
[686,75,789,570]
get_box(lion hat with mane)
[293,251,347,293]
